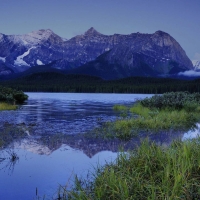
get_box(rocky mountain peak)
[27,29,55,38]
[15,29,63,46]
[154,30,169,36]
[84,27,101,36]
[0,28,193,78]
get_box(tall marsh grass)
[63,139,200,199]
[108,92,200,140]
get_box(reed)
[64,138,200,199]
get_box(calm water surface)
[0,93,196,200]
[0,93,154,200]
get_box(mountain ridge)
[0,28,194,79]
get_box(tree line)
[1,72,200,94]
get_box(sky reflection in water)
[0,93,198,200]
[0,93,154,200]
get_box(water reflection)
[0,93,156,200]
[0,93,153,136]
[0,130,186,200]
[182,123,200,141]
[2,93,191,200]
[0,138,119,200]
[0,148,19,175]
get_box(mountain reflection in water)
[0,93,192,200]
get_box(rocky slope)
[0,28,193,79]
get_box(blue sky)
[0,0,199,60]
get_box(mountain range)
[0,27,194,79]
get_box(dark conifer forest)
[1,72,200,94]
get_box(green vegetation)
[93,92,200,140]
[0,86,28,147]
[0,102,17,110]
[141,91,200,110]
[2,72,200,93]
[0,86,28,104]
[63,139,200,199]
[0,86,28,111]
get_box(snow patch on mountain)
[14,139,52,155]
[61,37,68,42]
[0,57,5,62]
[36,59,44,65]
[192,60,200,69]
[17,29,55,46]
[14,47,36,66]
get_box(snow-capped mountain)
[0,29,66,75]
[192,60,200,70]
[0,28,193,79]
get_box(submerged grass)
[60,139,200,199]
[0,102,17,111]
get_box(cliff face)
[68,30,193,79]
[0,28,193,79]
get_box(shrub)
[0,86,28,103]
[140,92,200,110]
[13,92,28,103]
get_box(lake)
[0,93,196,200]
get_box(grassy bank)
[54,92,200,199]
[93,92,200,140]
[0,102,17,111]
[64,139,200,199]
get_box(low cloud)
[178,70,200,77]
